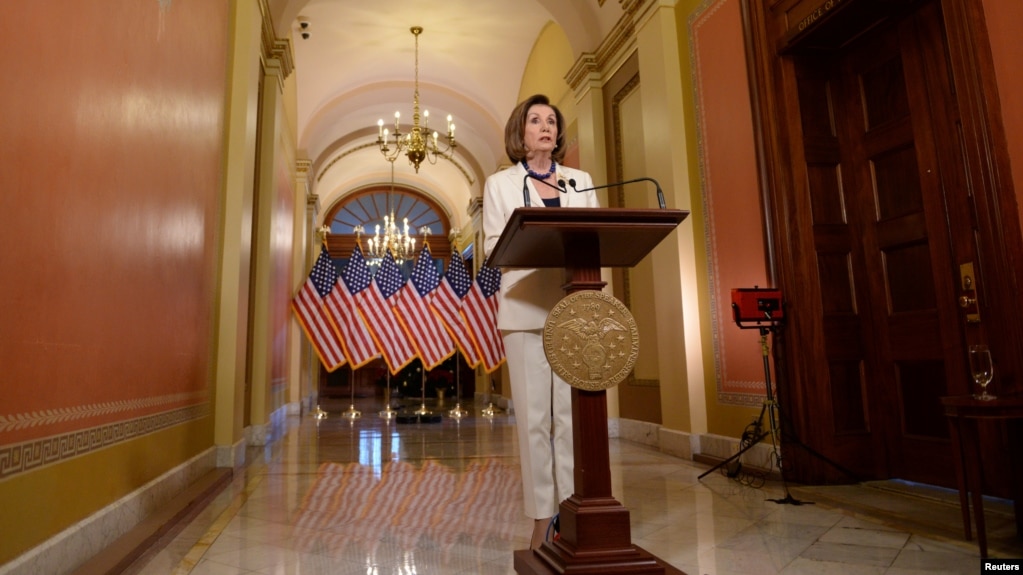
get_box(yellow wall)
[0,418,214,562]
[518,22,577,131]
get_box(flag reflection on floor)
[293,458,522,562]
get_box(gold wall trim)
[0,391,208,435]
[259,0,293,79]
[610,71,641,310]
[566,53,600,94]
[0,404,210,481]
[610,72,641,208]
[565,0,644,93]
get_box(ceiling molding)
[566,3,639,94]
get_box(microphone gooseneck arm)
[570,177,666,209]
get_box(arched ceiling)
[266,0,625,232]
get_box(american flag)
[463,265,505,373]
[393,244,454,370]
[291,245,346,372]
[324,245,379,368]
[430,250,481,368]
[351,250,417,374]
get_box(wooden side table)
[940,394,1023,558]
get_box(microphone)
[522,174,531,207]
[570,177,666,209]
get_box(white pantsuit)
[482,162,599,519]
[502,330,574,518]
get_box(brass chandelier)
[355,159,417,265]
[375,26,456,173]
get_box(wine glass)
[968,344,996,401]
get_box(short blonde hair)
[503,94,566,164]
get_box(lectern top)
[485,207,688,269]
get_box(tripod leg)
[761,329,861,483]
[756,327,813,505]
[698,430,769,479]
[699,403,768,480]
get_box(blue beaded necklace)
[522,160,556,180]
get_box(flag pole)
[312,404,328,420]
[443,231,469,420]
[298,227,339,421]
[413,361,432,416]
[379,368,397,419]
[448,351,468,419]
[481,380,503,417]
[342,376,361,419]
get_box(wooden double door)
[753,0,984,487]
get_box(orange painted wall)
[983,0,1023,233]
[0,0,229,562]
[689,0,773,412]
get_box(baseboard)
[693,452,782,481]
[70,468,232,575]
[1,449,222,575]
[610,420,781,480]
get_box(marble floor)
[124,396,1020,575]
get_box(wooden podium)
[488,207,689,575]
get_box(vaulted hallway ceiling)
[266,0,623,230]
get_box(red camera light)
[731,288,783,326]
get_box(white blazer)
[482,162,600,331]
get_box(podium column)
[483,207,688,574]
[515,234,683,575]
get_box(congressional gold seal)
[543,291,639,391]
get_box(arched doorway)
[322,183,453,263]
[316,184,474,408]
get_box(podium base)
[513,544,686,574]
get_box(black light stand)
[698,288,810,504]
[699,288,860,504]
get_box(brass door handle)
[959,262,981,323]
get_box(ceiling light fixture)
[354,160,422,267]
[375,26,456,173]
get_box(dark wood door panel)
[784,1,963,486]
[886,312,943,357]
